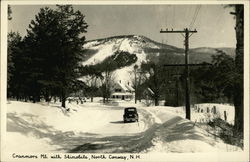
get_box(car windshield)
[125,108,137,113]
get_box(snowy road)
[6,101,241,153]
[64,105,162,153]
[6,101,159,153]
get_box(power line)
[189,5,201,29]
[189,6,199,28]
[186,6,193,24]
[173,5,175,28]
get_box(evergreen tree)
[25,7,61,102]
[55,5,88,107]
[7,32,22,98]
[191,51,235,103]
[24,5,88,106]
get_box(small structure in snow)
[111,81,135,100]
[142,88,155,106]
[143,88,154,98]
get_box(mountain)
[81,35,235,83]
[189,47,235,62]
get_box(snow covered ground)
[140,103,235,125]
[4,100,242,154]
[139,106,240,153]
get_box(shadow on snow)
[7,111,221,153]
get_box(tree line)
[8,5,88,108]
[8,4,138,106]
[130,49,235,107]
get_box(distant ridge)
[81,35,235,82]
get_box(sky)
[8,4,236,48]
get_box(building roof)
[125,84,135,91]
[111,92,133,96]
[117,82,129,91]
[145,88,155,95]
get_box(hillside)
[81,35,235,83]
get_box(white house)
[111,81,135,100]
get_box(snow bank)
[7,101,149,135]
[7,101,100,134]
[142,103,235,125]
[6,132,61,153]
[6,100,240,153]
[193,103,235,125]
[140,107,241,153]
[6,101,150,152]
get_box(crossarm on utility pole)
[160,28,198,120]
[160,28,197,33]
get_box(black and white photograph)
[1,0,249,161]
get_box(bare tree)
[84,75,101,102]
[100,61,116,103]
[130,64,147,103]
[141,62,164,106]
[133,65,138,104]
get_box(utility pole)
[134,65,138,104]
[160,28,207,120]
[184,28,191,120]
[172,74,181,106]
[134,70,137,104]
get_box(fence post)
[224,111,227,121]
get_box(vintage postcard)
[1,0,249,161]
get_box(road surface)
[7,102,159,153]
[65,105,159,153]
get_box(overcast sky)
[8,4,236,48]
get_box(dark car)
[123,107,139,123]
